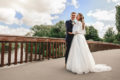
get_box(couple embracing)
[65,12,112,74]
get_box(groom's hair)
[71,12,76,15]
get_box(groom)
[65,12,76,67]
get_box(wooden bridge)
[0,35,120,80]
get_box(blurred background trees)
[31,21,66,38]
[115,5,120,44]
[27,5,120,45]
[31,25,51,37]
[30,20,119,44]
[85,26,102,41]
[103,27,116,43]
[116,5,120,32]
[49,21,66,38]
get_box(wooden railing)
[0,35,66,67]
[0,35,120,67]
[87,41,120,52]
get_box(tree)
[85,26,100,41]
[103,27,116,43]
[116,5,120,32]
[113,32,120,44]
[31,25,51,37]
[115,5,120,44]
[49,21,66,38]
[30,21,66,38]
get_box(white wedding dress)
[66,21,112,74]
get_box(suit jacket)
[65,20,74,42]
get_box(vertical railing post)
[63,42,65,57]
[8,42,12,65]
[20,42,23,63]
[52,42,54,58]
[25,42,28,62]
[48,42,51,59]
[63,43,66,56]
[39,42,41,60]
[42,42,44,60]
[35,42,37,61]
[46,42,47,59]
[14,42,18,64]
[58,42,60,58]
[30,42,33,62]
[1,42,5,67]
[55,42,57,58]
[60,42,62,57]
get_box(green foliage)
[31,25,51,37]
[31,21,66,38]
[116,5,120,32]
[114,32,120,44]
[103,27,116,43]
[116,32,120,41]
[85,26,101,41]
[49,21,66,38]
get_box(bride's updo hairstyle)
[78,13,85,30]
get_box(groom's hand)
[68,32,73,34]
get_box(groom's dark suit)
[65,20,74,64]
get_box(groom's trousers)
[65,39,73,64]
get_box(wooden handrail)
[0,35,65,42]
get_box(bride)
[66,13,112,74]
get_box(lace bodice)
[72,21,86,35]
